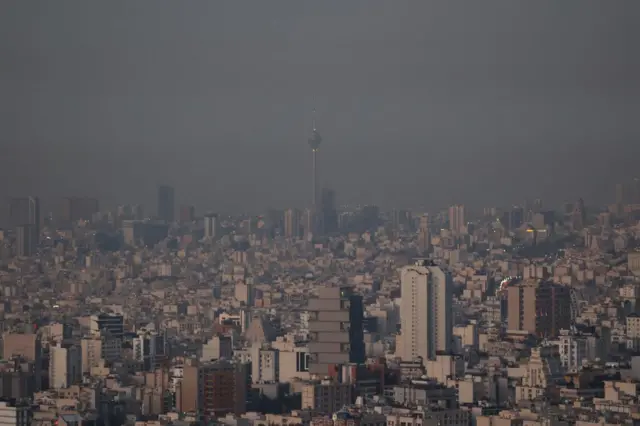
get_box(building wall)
[308,287,364,375]
[399,263,452,361]
[201,335,233,362]
[278,349,311,383]
[0,401,31,426]
[2,334,40,363]
[50,345,80,389]
[301,380,351,414]
[251,345,278,384]
[507,280,571,338]
[81,336,102,374]
[177,364,198,413]
[200,361,247,419]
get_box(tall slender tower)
[308,109,322,207]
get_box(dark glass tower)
[319,187,338,235]
[157,185,175,222]
[347,291,365,364]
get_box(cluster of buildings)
[1,176,640,426]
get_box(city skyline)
[3,176,640,225]
[3,2,640,423]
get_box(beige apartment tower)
[307,286,365,376]
[49,343,81,389]
[399,261,453,362]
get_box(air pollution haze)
[1,1,639,214]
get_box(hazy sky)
[1,1,639,214]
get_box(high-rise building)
[250,344,279,384]
[133,330,167,371]
[90,313,124,339]
[557,329,588,373]
[264,209,284,237]
[500,205,524,231]
[180,205,195,223]
[0,357,38,399]
[60,197,99,223]
[284,209,300,239]
[132,204,145,220]
[448,205,465,235]
[533,198,543,213]
[180,360,247,420]
[511,205,524,230]
[392,209,412,231]
[204,213,219,240]
[2,333,42,391]
[571,198,587,231]
[157,185,175,222]
[122,220,137,246]
[399,261,452,362]
[319,187,338,235]
[417,214,430,253]
[301,379,352,413]
[80,334,102,375]
[15,224,37,257]
[307,286,365,375]
[8,196,40,237]
[303,208,315,240]
[506,279,571,338]
[117,204,145,221]
[0,400,32,426]
[359,205,380,232]
[49,343,81,389]
[234,281,253,307]
[90,314,124,361]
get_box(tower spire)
[308,109,323,212]
[312,108,316,131]
[308,109,322,152]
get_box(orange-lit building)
[178,359,247,420]
[507,279,571,338]
[200,360,247,419]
